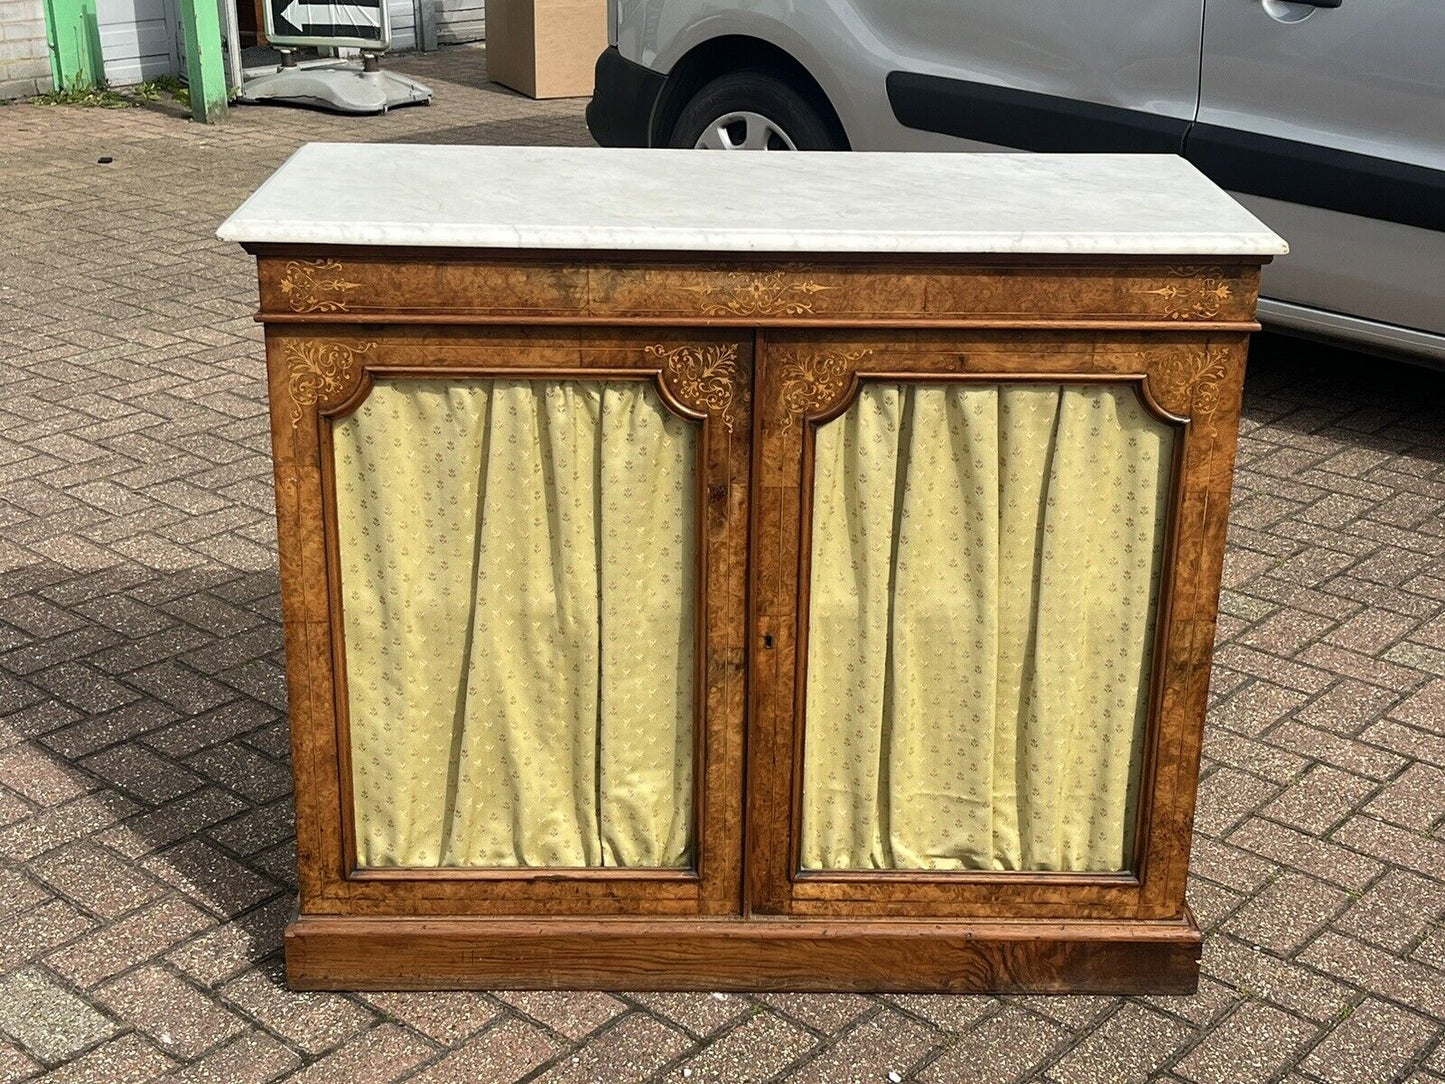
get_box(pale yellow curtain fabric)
[800,382,1174,872]
[334,379,697,868]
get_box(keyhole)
[763,634,774,649]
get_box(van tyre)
[669,71,844,151]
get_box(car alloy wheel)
[693,110,798,150]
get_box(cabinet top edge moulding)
[217,143,1288,257]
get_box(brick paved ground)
[1,43,1443,1082]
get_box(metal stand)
[237,48,432,114]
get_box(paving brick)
[627,992,751,1038]
[0,790,137,862]
[0,744,89,806]
[219,963,376,1055]
[1332,815,1445,881]
[1390,679,1445,732]
[0,966,120,1062]
[493,991,627,1040]
[783,1008,937,1084]
[1264,720,1406,780]
[0,896,94,970]
[1259,764,1376,834]
[1365,762,1445,831]
[359,990,500,1045]
[1227,817,1383,890]
[1324,608,1420,654]
[1144,975,1241,1028]
[1189,835,1280,894]
[166,1029,301,1084]
[161,896,287,988]
[39,1033,177,1084]
[1203,729,1311,784]
[45,895,213,988]
[1360,719,1445,767]
[1299,933,1445,1018]
[1172,1001,1320,1084]
[1205,937,1354,1024]
[1021,994,1118,1029]
[1222,871,1351,955]
[1299,999,1439,1084]
[1297,642,1432,695]
[529,1013,691,1083]
[32,841,168,918]
[756,994,874,1034]
[405,1017,561,1084]
[80,742,202,804]
[1194,766,1279,837]
[96,964,248,1058]
[140,837,278,917]
[0,1042,41,1084]
[285,1023,435,1084]
[668,1009,816,1081]
[883,993,999,1031]
[918,1006,1066,1083]
[1046,1003,1194,1084]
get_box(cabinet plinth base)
[285,913,1202,993]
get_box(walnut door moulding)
[245,247,1267,994]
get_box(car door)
[869,0,1205,151]
[1190,0,1445,340]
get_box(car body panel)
[603,0,1445,361]
[1197,0,1445,337]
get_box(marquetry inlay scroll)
[1140,267,1234,320]
[648,343,744,432]
[278,259,363,313]
[284,340,375,427]
[778,349,872,432]
[1147,346,1227,436]
[680,268,837,317]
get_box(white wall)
[96,0,176,85]
[435,0,480,45]
[387,0,412,50]
[0,0,52,99]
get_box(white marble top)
[217,143,1287,257]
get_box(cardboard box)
[485,0,607,99]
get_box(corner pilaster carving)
[648,343,745,432]
[284,340,375,427]
[778,349,871,432]
[1147,346,1226,436]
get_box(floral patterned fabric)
[333,379,697,868]
[800,382,1174,872]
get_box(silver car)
[586,0,1445,364]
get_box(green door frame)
[177,0,230,122]
[43,0,229,123]
[42,0,103,91]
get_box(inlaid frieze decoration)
[680,268,837,316]
[277,258,362,313]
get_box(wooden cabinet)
[221,145,1284,993]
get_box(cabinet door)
[747,330,1242,920]
[273,325,751,917]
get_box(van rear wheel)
[668,71,843,151]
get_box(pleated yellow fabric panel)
[800,382,1174,872]
[334,378,697,868]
